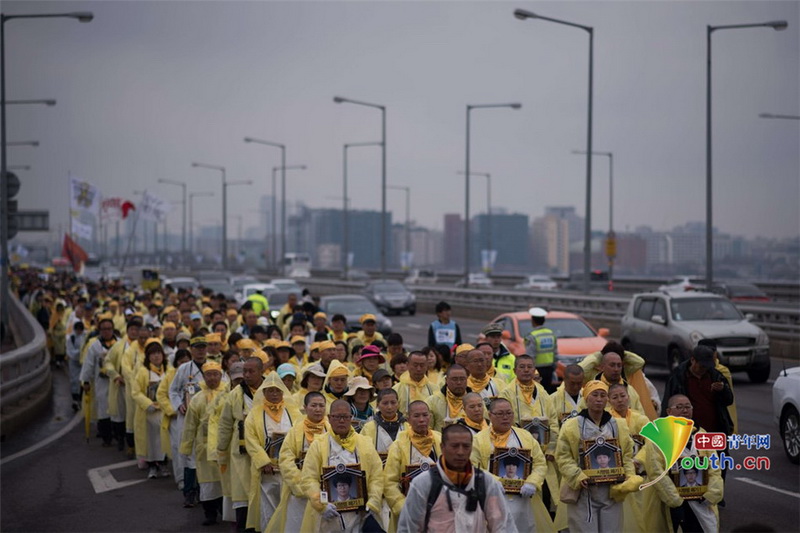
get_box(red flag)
[121,200,135,219]
[62,233,88,272]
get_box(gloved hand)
[146,404,157,414]
[322,503,340,520]
[609,475,644,502]
[520,483,537,498]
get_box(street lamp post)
[706,20,788,288]
[464,103,520,279]
[515,8,593,293]
[243,137,287,269]
[191,163,229,268]
[572,149,614,289]
[457,171,492,271]
[158,178,187,264]
[1,10,92,328]
[343,141,381,278]
[334,96,387,277]
[388,185,411,270]
[188,191,214,258]
[271,164,306,271]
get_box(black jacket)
[661,360,734,434]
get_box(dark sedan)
[318,295,393,336]
[362,280,416,315]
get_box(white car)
[270,278,302,292]
[404,269,438,285]
[162,276,200,294]
[455,273,493,288]
[515,275,558,291]
[773,366,800,464]
[658,275,705,292]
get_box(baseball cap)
[482,322,504,336]
[190,311,202,320]
[359,313,377,324]
[371,368,392,385]
[277,363,297,379]
[190,336,207,347]
[228,361,244,380]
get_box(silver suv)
[620,291,771,382]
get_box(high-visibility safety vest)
[525,326,556,366]
[247,293,269,315]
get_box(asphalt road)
[1,311,798,532]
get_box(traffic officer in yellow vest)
[524,307,558,393]
[247,288,270,318]
[481,322,516,383]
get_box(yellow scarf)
[467,374,491,393]
[610,407,632,426]
[486,365,496,378]
[465,417,487,432]
[303,417,327,444]
[263,399,285,423]
[490,427,512,448]
[445,388,464,419]
[358,367,374,383]
[600,374,624,387]
[332,427,359,452]
[382,413,398,422]
[149,364,164,376]
[516,380,535,405]
[441,456,472,487]
[408,428,435,459]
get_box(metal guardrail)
[299,279,800,342]
[0,293,51,413]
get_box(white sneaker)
[147,466,158,479]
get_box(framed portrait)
[401,461,434,495]
[580,436,625,484]
[671,462,706,500]
[320,463,367,512]
[521,417,551,446]
[264,432,286,461]
[489,447,532,494]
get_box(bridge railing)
[0,292,51,434]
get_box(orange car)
[483,310,610,380]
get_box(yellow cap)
[455,343,475,356]
[313,311,327,320]
[145,338,163,350]
[276,341,291,350]
[309,341,320,353]
[290,335,307,345]
[236,338,258,350]
[202,307,213,316]
[205,333,221,344]
[359,313,377,324]
[162,321,177,330]
[226,309,238,317]
[251,350,269,365]
[265,338,280,348]
[318,340,336,351]
[202,361,222,373]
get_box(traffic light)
[5,171,20,239]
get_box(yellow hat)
[251,349,269,365]
[276,341,291,350]
[583,380,609,397]
[236,338,258,350]
[97,313,114,326]
[290,335,307,345]
[205,333,221,344]
[329,365,349,378]
[162,321,177,330]
[226,309,238,317]
[309,341,320,353]
[145,338,163,351]
[265,338,280,348]
[318,340,336,351]
[201,361,222,374]
[202,307,213,316]
[313,311,327,320]
[163,306,177,315]
[359,313,377,324]
[190,336,207,347]
[455,343,475,356]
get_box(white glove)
[322,503,340,520]
[520,483,537,498]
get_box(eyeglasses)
[329,415,352,421]
[670,404,693,411]
[491,411,514,418]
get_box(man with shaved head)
[426,364,470,431]
[465,349,502,403]
[595,351,646,416]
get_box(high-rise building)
[443,214,464,270]
[531,214,570,274]
[544,206,584,243]
[305,208,392,270]
[472,213,529,271]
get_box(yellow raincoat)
[501,380,561,515]
[646,427,723,533]
[610,408,651,532]
[299,429,385,532]
[121,340,146,431]
[156,366,177,456]
[393,372,436,416]
[179,380,230,484]
[244,373,302,532]
[383,429,442,533]
[217,382,261,508]
[103,337,132,419]
[579,351,657,420]
[131,365,165,459]
[321,360,352,410]
[471,426,552,532]
[265,416,330,533]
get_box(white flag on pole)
[71,218,93,240]
[140,192,171,222]
[69,177,101,215]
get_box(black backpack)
[422,466,487,532]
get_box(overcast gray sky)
[6,0,799,242]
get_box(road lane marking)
[407,323,423,329]
[0,411,83,466]
[735,476,800,499]
[87,459,148,493]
